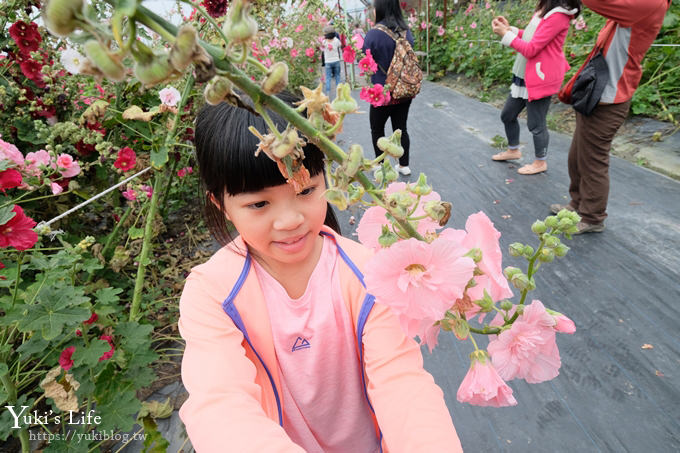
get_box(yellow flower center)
[404,263,426,275]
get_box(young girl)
[178,93,463,452]
[491,0,581,175]
[322,25,342,97]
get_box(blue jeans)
[325,61,341,96]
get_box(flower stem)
[101,205,134,259]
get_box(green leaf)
[150,145,169,169]
[15,117,42,144]
[0,363,8,377]
[128,226,145,239]
[0,394,33,441]
[0,205,16,226]
[16,335,50,359]
[80,257,104,274]
[141,415,170,453]
[44,436,89,452]
[5,283,90,340]
[95,287,123,306]
[96,389,141,432]
[72,338,111,368]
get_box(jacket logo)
[291,337,311,352]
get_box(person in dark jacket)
[362,0,415,176]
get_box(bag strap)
[374,24,403,42]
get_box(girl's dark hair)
[536,0,581,17]
[324,32,336,39]
[194,92,340,246]
[374,0,408,31]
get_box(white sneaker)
[397,165,411,176]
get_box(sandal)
[518,162,547,175]
[492,150,522,161]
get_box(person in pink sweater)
[490,0,580,175]
[178,92,464,452]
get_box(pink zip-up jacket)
[501,7,578,101]
[178,227,463,452]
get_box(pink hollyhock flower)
[0,205,38,250]
[83,312,98,325]
[23,149,51,177]
[359,84,390,107]
[343,46,356,63]
[50,182,63,195]
[552,312,576,334]
[357,182,441,251]
[141,185,153,199]
[574,16,587,31]
[438,26,445,36]
[464,3,475,14]
[399,315,442,352]
[295,24,304,32]
[0,169,22,192]
[470,22,477,29]
[486,2,491,9]
[290,48,299,58]
[56,154,81,178]
[420,21,427,30]
[487,300,562,384]
[59,346,75,370]
[177,168,187,178]
[364,237,475,324]
[358,50,378,76]
[305,47,315,58]
[98,335,115,361]
[0,139,25,167]
[159,86,181,107]
[457,351,518,407]
[122,189,137,201]
[435,10,444,17]
[113,147,137,172]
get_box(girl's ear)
[207,192,230,220]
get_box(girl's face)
[220,173,328,273]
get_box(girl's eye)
[247,201,268,209]
[299,186,316,196]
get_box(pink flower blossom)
[464,3,475,14]
[305,47,315,58]
[290,48,299,58]
[420,21,428,30]
[141,185,153,199]
[470,22,477,29]
[351,33,364,50]
[457,351,517,407]
[358,50,378,76]
[574,16,587,30]
[0,169,22,192]
[55,154,81,178]
[295,24,304,32]
[98,335,115,361]
[122,189,137,201]
[50,182,63,195]
[435,10,444,17]
[113,147,136,172]
[159,86,181,107]
[438,26,445,36]
[364,237,475,330]
[23,149,51,177]
[553,312,576,334]
[59,346,75,370]
[486,2,491,9]
[0,138,24,167]
[357,182,441,251]
[359,83,390,107]
[487,300,562,384]
[342,46,356,63]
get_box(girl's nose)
[273,209,304,231]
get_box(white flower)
[283,37,294,49]
[60,48,85,75]
[273,28,279,37]
[159,86,181,107]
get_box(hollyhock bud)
[510,272,530,291]
[500,299,513,311]
[347,183,365,203]
[554,243,569,257]
[531,220,547,234]
[376,130,404,158]
[330,83,358,114]
[557,217,572,230]
[544,235,559,248]
[135,55,174,88]
[343,145,363,177]
[262,62,289,95]
[545,215,559,228]
[377,225,398,248]
[538,248,555,263]
[204,76,234,105]
[223,0,258,45]
[44,0,84,37]
[556,209,572,220]
[84,40,125,82]
[409,173,432,196]
[523,245,534,258]
[325,189,348,210]
[464,247,483,263]
[424,200,449,224]
[170,25,198,72]
[272,129,303,159]
[508,242,524,257]
[451,318,470,340]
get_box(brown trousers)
[567,101,631,224]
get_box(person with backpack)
[362,0,421,176]
[490,0,581,175]
[322,25,343,97]
[550,0,670,234]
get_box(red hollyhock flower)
[201,0,228,17]
[0,205,38,250]
[113,147,136,172]
[75,141,96,157]
[98,335,115,361]
[83,312,98,325]
[8,21,41,45]
[0,169,22,192]
[59,346,76,370]
[19,59,45,84]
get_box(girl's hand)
[491,19,509,37]
[494,15,510,27]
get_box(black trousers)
[369,99,412,166]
